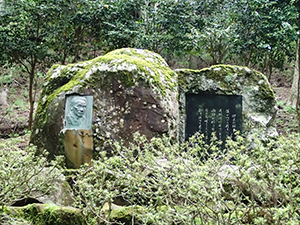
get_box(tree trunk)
[267,60,273,82]
[28,58,36,130]
[288,38,299,107]
[28,68,35,130]
[296,37,300,131]
[296,1,300,132]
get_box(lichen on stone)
[30,48,178,162]
[176,65,277,141]
[99,203,144,224]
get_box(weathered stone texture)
[30,48,178,160]
[31,49,276,162]
[0,88,7,106]
[177,65,277,141]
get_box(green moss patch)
[3,204,85,225]
[177,65,275,106]
[90,48,177,95]
[100,203,145,224]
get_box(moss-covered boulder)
[177,65,277,141]
[31,168,74,207]
[30,48,178,161]
[98,203,145,225]
[3,204,85,225]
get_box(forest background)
[0,0,300,131]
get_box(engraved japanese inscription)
[185,93,242,145]
[64,95,93,130]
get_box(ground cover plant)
[72,133,300,224]
[0,133,64,224]
[1,129,300,224]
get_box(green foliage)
[276,100,298,135]
[0,0,298,70]
[0,212,30,225]
[0,65,26,87]
[0,0,60,128]
[277,100,287,108]
[46,0,95,64]
[230,0,297,76]
[96,0,142,50]
[0,0,53,66]
[196,1,236,65]
[73,133,300,224]
[0,139,63,209]
[135,0,203,56]
[0,0,298,75]
[2,131,300,224]
[284,104,297,114]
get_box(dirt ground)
[0,81,30,138]
[273,87,290,102]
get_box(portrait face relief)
[72,98,87,118]
[64,95,93,129]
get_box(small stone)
[0,88,7,106]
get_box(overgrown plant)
[0,139,63,211]
[73,133,300,224]
[0,213,30,225]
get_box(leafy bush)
[73,133,300,224]
[2,132,300,224]
[0,137,63,210]
[0,213,30,225]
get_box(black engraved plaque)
[185,93,242,145]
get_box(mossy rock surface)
[176,65,277,141]
[30,48,178,161]
[98,203,145,225]
[3,204,85,225]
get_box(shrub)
[0,137,63,210]
[2,132,300,224]
[74,133,300,224]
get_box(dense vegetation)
[2,132,300,224]
[1,0,300,224]
[0,0,299,128]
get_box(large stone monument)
[30,48,178,166]
[30,48,276,165]
[177,65,277,143]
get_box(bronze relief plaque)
[64,94,93,130]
